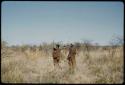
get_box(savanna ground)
[1,41,124,84]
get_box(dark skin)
[67,44,76,73]
[52,45,62,69]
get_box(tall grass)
[1,41,123,84]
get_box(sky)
[2,1,124,46]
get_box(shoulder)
[53,48,57,51]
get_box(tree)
[109,35,123,57]
[110,35,123,46]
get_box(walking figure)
[67,44,77,73]
[52,44,61,69]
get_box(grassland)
[1,42,124,84]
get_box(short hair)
[56,44,60,48]
[70,44,73,47]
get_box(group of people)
[52,44,77,73]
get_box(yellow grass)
[1,47,124,84]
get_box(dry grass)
[1,46,124,84]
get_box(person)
[52,44,61,69]
[67,44,76,73]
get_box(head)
[70,44,73,47]
[56,44,60,48]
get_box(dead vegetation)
[1,38,124,84]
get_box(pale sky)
[2,1,124,46]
